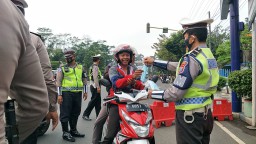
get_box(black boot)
[63,131,75,142]
[61,122,75,142]
[70,117,85,137]
[70,130,85,137]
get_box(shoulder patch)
[208,59,218,69]
[179,61,188,74]
[58,68,62,72]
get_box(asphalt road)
[38,82,256,144]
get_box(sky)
[25,0,249,57]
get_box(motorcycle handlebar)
[103,96,118,101]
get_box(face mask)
[66,57,73,63]
[184,36,194,50]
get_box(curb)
[232,112,254,126]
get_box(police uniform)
[30,33,58,112]
[82,54,102,120]
[56,49,87,142]
[151,18,219,144]
[0,0,49,143]
[11,1,58,143]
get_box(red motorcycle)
[103,89,155,144]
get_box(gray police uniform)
[83,63,102,118]
[151,17,217,144]
[0,0,48,143]
[30,33,57,112]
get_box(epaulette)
[190,47,202,57]
[30,32,43,40]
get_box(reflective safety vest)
[175,48,219,110]
[89,64,102,81]
[61,64,83,92]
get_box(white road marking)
[215,121,246,144]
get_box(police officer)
[82,54,102,120]
[0,0,49,143]
[12,0,59,137]
[56,48,87,142]
[145,18,219,144]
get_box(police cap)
[63,48,75,58]
[180,18,213,35]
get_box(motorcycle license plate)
[126,103,149,112]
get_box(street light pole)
[146,23,178,33]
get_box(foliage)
[228,69,252,100]
[149,32,185,76]
[151,32,185,62]
[163,31,186,61]
[217,76,227,91]
[240,23,252,50]
[214,20,252,68]
[51,61,61,70]
[216,41,231,68]
[37,27,114,72]
[207,25,230,58]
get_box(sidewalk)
[213,87,256,144]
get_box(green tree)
[207,25,230,58]
[240,22,252,64]
[37,27,53,43]
[216,41,231,68]
[240,20,252,50]
[152,32,185,62]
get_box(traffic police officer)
[82,54,102,120]
[56,48,87,142]
[0,0,49,143]
[144,18,219,144]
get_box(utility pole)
[230,0,241,112]
[208,11,212,50]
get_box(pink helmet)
[113,44,133,63]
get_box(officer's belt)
[62,87,83,91]
[183,104,211,123]
[175,97,210,105]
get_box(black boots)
[70,130,85,137]
[61,119,85,142]
[63,131,75,142]
[61,122,75,142]
[82,115,92,121]
[70,117,85,137]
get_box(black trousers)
[20,129,37,144]
[60,91,82,131]
[83,85,101,117]
[175,109,214,144]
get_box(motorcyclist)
[92,46,139,144]
[100,44,150,144]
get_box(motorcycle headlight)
[121,110,150,137]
